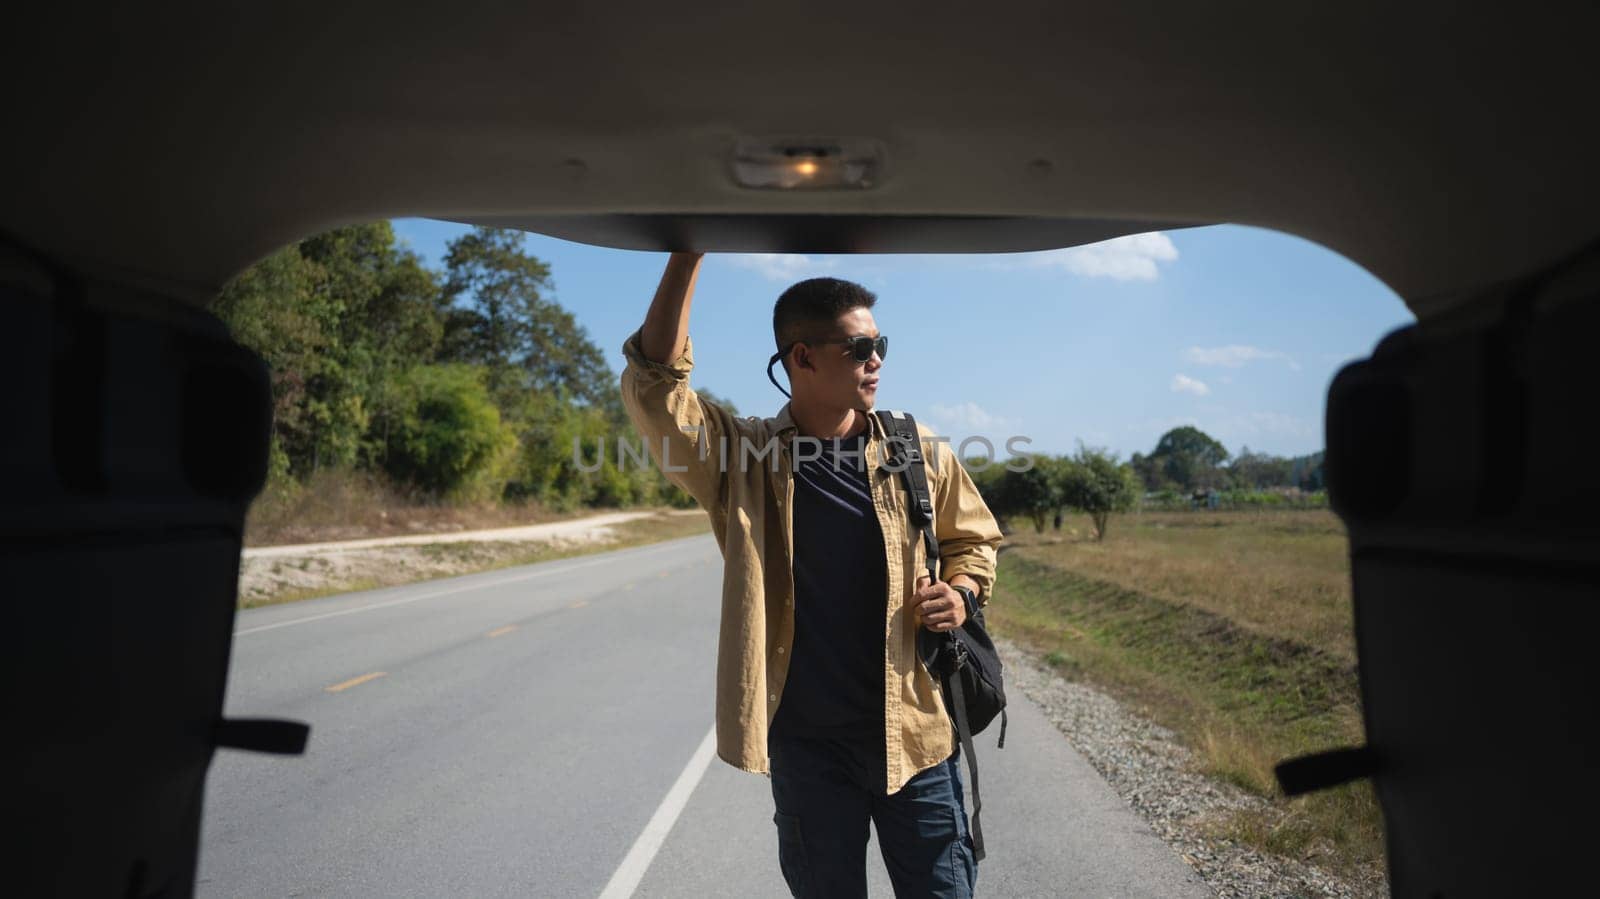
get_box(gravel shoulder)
[999,636,1387,899]
[242,510,671,558]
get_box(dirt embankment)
[237,509,707,607]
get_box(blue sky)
[392,219,1412,460]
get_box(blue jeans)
[769,735,978,898]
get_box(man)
[620,252,1004,898]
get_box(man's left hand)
[912,577,968,632]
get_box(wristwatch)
[953,585,979,621]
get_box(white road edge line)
[233,541,690,637]
[597,725,718,899]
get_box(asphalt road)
[200,534,1210,898]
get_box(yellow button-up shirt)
[620,328,1004,794]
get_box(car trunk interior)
[3,3,1597,895]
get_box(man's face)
[793,307,882,411]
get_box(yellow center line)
[487,625,517,638]
[325,671,387,693]
[569,600,589,609]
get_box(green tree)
[999,461,1058,533]
[1229,445,1294,489]
[1058,447,1140,540]
[301,223,445,473]
[214,222,446,479]
[964,457,1007,519]
[1292,451,1327,491]
[1148,426,1230,492]
[440,227,547,390]
[210,245,322,475]
[524,296,618,411]
[216,220,660,509]
[1129,450,1158,491]
[505,390,603,506]
[381,364,517,498]
[440,226,644,507]
[442,226,617,409]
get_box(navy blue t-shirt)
[770,432,888,742]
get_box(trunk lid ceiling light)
[731,137,883,190]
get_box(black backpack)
[876,409,1007,862]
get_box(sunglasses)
[765,334,888,397]
[807,334,888,363]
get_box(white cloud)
[991,231,1180,281]
[1170,374,1211,397]
[928,401,1011,432]
[1182,344,1301,371]
[725,253,837,282]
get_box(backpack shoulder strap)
[876,409,935,522]
[877,409,940,472]
[877,407,993,861]
[876,410,939,580]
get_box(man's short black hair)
[772,277,877,371]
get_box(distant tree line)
[969,426,1326,539]
[968,447,1140,541]
[211,222,692,508]
[213,226,1325,525]
[1128,425,1324,494]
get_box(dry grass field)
[987,509,1382,879]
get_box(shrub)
[379,364,517,498]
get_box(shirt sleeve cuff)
[622,327,695,381]
[941,562,994,604]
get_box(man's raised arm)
[640,252,703,363]
[620,252,739,512]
